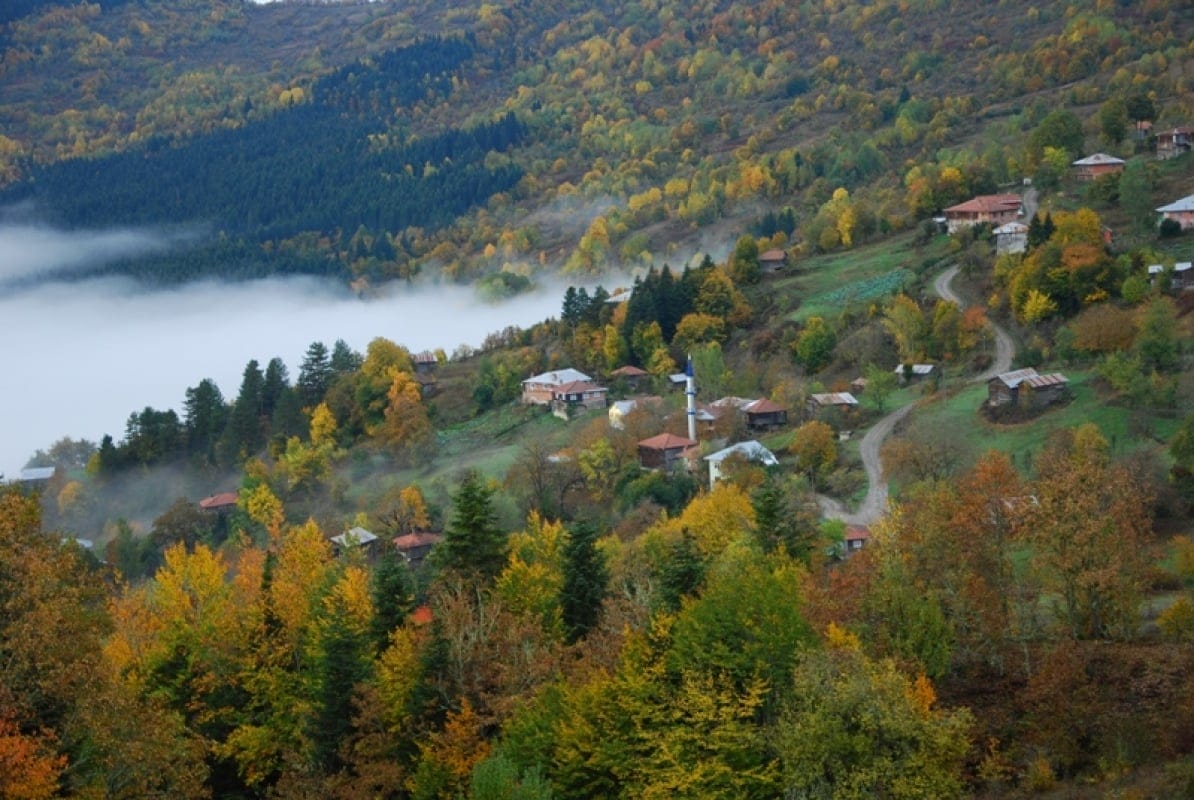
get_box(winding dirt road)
[818,266,1015,526]
[934,265,1014,382]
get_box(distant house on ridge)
[942,194,1022,234]
[1071,153,1125,181]
[1156,194,1194,231]
[1156,126,1194,160]
[522,368,592,405]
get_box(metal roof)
[523,368,592,386]
[19,466,55,481]
[809,392,858,406]
[1157,194,1194,213]
[1071,153,1125,166]
[704,440,779,466]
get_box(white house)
[994,221,1028,254]
[521,368,592,405]
[703,440,778,490]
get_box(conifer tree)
[297,341,333,407]
[439,470,505,581]
[370,542,416,651]
[560,520,608,643]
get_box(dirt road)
[933,265,1014,380]
[818,266,1015,526]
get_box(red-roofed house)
[551,380,608,419]
[943,194,1022,234]
[743,398,788,431]
[199,492,238,512]
[843,525,870,555]
[394,531,443,567]
[759,249,789,274]
[638,433,699,471]
[610,364,650,391]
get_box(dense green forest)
[3,0,1194,798]
[1,0,1190,285]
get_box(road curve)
[819,266,1015,526]
[934,265,1014,381]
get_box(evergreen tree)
[297,341,333,407]
[219,359,265,466]
[657,528,705,612]
[330,339,363,374]
[261,357,290,418]
[370,542,416,651]
[270,386,306,444]
[183,378,227,466]
[311,613,370,771]
[560,520,608,643]
[438,469,505,581]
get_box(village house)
[1071,153,1126,181]
[1149,262,1194,291]
[637,432,699,472]
[894,363,935,383]
[394,531,443,568]
[743,398,789,431]
[16,466,56,491]
[806,392,859,416]
[942,194,1022,234]
[842,525,870,555]
[521,368,592,405]
[608,395,664,430]
[704,440,778,490]
[198,491,238,512]
[987,368,1069,409]
[1156,126,1194,160]
[413,351,438,374]
[994,221,1028,254]
[609,364,650,391]
[759,248,789,274]
[1156,194,1194,231]
[550,380,608,419]
[331,526,379,556]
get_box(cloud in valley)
[0,220,570,479]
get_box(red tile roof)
[943,194,1021,214]
[638,433,698,450]
[745,398,786,414]
[610,365,649,377]
[394,531,443,549]
[199,492,238,510]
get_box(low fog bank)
[0,212,199,285]
[1,272,568,480]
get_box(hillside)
[1,0,1191,285]
[4,1,1194,798]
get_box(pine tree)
[297,341,333,407]
[330,339,363,374]
[370,542,416,650]
[219,360,265,466]
[439,470,505,581]
[560,520,608,643]
[183,378,227,466]
[658,528,705,612]
[261,357,290,418]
